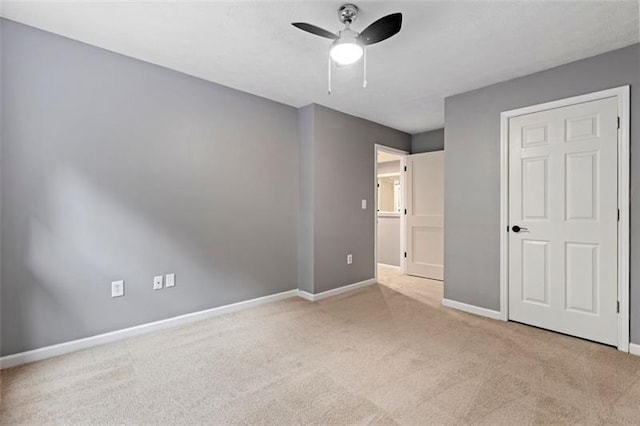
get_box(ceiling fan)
[292,4,402,93]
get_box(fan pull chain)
[363,47,367,88]
[328,56,332,95]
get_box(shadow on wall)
[23,167,221,328]
[4,154,295,354]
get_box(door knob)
[512,225,528,233]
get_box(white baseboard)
[297,278,376,302]
[630,343,640,356]
[4,279,624,368]
[1,278,380,369]
[442,298,502,321]
[377,263,400,270]
[0,289,299,370]
[297,291,314,301]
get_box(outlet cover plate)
[153,275,163,290]
[111,280,124,298]
[347,254,353,265]
[166,273,175,288]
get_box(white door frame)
[374,144,409,280]
[499,86,630,352]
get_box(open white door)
[406,151,444,280]
[508,96,619,346]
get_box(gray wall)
[297,105,315,294]
[377,216,400,267]
[0,20,299,356]
[300,105,411,294]
[411,128,444,154]
[0,20,3,354]
[444,43,639,342]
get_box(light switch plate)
[347,254,353,265]
[111,280,124,298]
[166,273,175,288]
[153,275,163,290]
[361,199,367,209]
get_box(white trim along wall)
[442,298,502,320]
[1,278,378,369]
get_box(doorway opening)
[375,144,445,306]
[375,147,405,272]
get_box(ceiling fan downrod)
[338,4,359,25]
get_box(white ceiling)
[377,151,401,163]
[2,1,638,133]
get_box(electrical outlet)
[111,280,124,298]
[166,273,175,288]
[153,275,163,290]
[347,254,353,265]
[361,199,367,209]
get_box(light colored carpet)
[2,265,640,424]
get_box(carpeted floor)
[2,265,640,424]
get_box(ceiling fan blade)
[357,13,402,45]
[292,23,339,40]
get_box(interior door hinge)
[404,209,407,215]
[404,252,407,258]
[404,166,407,172]
[617,301,620,313]
[618,209,620,221]
[617,117,620,129]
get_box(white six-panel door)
[508,97,618,346]
[406,151,444,280]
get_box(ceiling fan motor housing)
[339,4,359,25]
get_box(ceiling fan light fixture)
[329,37,363,66]
[292,5,402,91]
